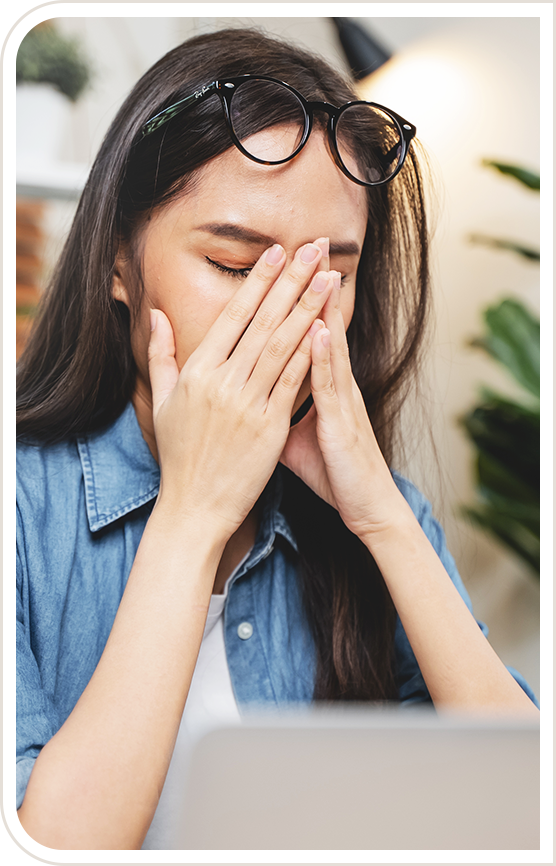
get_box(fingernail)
[150,309,157,331]
[308,319,324,336]
[312,272,330,292]
[315,237,329,257]
[301,244,320,263]
[332,271,341,290]
[265,244,284,265]
[321,329,331,348]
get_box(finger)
[247,271,334,395]
[314,237,330,276]
[291,236,328,313]
[229,242,325,378]
[321,271,355,397]
[192,243,287,367]
[310,326,342,420]
[148,309,180,418]
[269,319,324,415]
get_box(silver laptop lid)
[172,706,539,850]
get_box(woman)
[16,28,538,850]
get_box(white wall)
[35,14,541,697]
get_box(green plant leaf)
[469,299,540,397]
[475,486,539,533]
[481,159,540,191]
[460,400,539,492]
[477,385,539,413]
[463,505,540,574]
[468,234,540,262]
[474,450,539,507]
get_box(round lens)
[229,79,307,163]
[336,104,403,185]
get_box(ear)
[112,270,130,307]
[112,255,131,307]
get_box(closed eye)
[206,255,348,287]
[205,256,253,280]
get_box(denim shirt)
[16,402,538,809]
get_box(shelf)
[16,159,89,201]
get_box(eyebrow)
[194,222,361,257]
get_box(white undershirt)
[142,568,243,850]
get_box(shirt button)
[237,621,253,640]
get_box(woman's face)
[114,130,368,421]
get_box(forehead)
[162,131,368,246]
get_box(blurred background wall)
[16,14,541,697]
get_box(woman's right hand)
[147,241,335,541]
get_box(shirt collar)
[257,466,298,553]
[77,402,297,552]
[77,402,160,532]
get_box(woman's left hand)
[280,274,404,541]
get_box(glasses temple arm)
[141,82,217,138]
[378,126,416,167]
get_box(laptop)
[170,705,539,850]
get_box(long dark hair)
[17,28,431,702]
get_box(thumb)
[148,309,179,418]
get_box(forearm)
[364,488,539,717]
[18,502,227,850]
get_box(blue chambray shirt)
[16,401,538,809]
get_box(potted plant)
[461,161,540,576]
[16,20,92,161]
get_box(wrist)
[149,494,231,558]
[358,481,419,551]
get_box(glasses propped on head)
[141,75,417,188]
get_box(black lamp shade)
[332,18,392,80]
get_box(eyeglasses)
[141,75,416,188]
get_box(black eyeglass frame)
[141,74,417,188]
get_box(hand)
[147,241,336,541]
[281,267,403,541]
